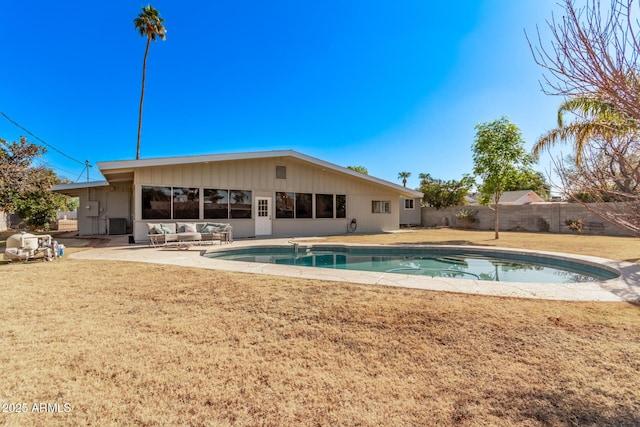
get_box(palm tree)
[347,166,368,175]
[398,171,411,187]
[532,95,637,164]
[134,5,166,160]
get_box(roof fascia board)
[51,180,110,191]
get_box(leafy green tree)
[0,137,46,212]
[134,4,166,160]
[418,173,473,209]
[505,169,551,200]
[13,169,77,230]
[472,117,534,239]
[397,171,411,187]
[347,165,368,175]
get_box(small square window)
[404,199,415,210]
[276,166,287,179]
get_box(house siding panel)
[63,154,420,241]
[123,155,419,240]
[75,185,132,236]
[400,198,421,226]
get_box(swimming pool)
[203,245,620,284]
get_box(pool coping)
[69,238,640,302]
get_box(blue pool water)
[204,245,620,283]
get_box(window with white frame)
[404,199,415,210]
[372,200,391,214]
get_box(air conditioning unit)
[108,218,127,235]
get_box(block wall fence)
[421,203,632,237]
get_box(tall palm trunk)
[136,37,151,160]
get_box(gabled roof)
[466,190,544,205]
[57,150,423,198]
[499,190,544,204]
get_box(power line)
[0,111,89,167]
[36,159,86,181]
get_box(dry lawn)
[0,229,639,426]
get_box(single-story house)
[465,190,545,206]
[52,150,423,242]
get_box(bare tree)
[553,134,640,236]
[529,0,640,236]
[528,0,640,121]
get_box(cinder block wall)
[421,203,630,236]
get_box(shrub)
[455,209,477,229]
[565,218,584,234]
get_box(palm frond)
[134,5,166,41]
[533,120,626,163]
[535,94,639,164]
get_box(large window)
[143,186,349,220]
[276,192,313,219]
[295,193,312,218]
[203,188,252,219]
[144,186,252,220]
[230,190,252,219]
[315,194,334,218]
[204,189,229,219]
[173,187,199,219]
[276,192,294,218]
[278,192,345,219]
[316,194,346,218]
[142,186,171,219]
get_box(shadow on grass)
[492,389,640,427]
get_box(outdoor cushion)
[201,223,228,234]
[159,225,173,234]
[177,222,197,233]
[147,223,164,234]
[147,221,231,245]
[177,232,201,242]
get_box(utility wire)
[36,159,83,180]
[0,111,89,167]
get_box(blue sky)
[1,1,567,190]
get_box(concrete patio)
[65,235,640,302]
